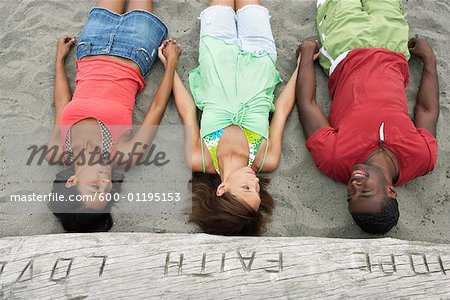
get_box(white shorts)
[199,4,277,62]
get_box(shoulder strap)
[200,139,206,173]
[257,138,269,173]
[97,120,112,162]
[64,128,75,163]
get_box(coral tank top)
[60,57,146,152]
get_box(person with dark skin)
[296,0,439,234]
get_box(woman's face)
[67,163,112,210]
[217,167,261,211]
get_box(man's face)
[347,164,392,214]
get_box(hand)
[408,37,436,63]
[297,40,321,64]
[158,38,181,68]
[56,35,75,61]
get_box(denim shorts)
[199,5,277,62]
[77,7,168,76]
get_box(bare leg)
[211,0,235,10]
[235,0,259,11]
[95,0,126,14]
[126,0,153,13]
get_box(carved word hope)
[353,252,449,275]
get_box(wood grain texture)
[0,233,449,299]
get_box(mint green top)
[189,36,282,139]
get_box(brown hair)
[189,172,275,236]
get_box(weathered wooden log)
[0,233,449,299]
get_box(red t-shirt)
[306,48,438,186]
[60,58,146,151]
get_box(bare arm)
[172,71,203,171]
[409,38,440,137]
[117,40,181,166]
[53,36,75,121]
[46,35,76,163]
[259,68,298,172]
[296,40,330,140]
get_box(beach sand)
[0,0,449,243]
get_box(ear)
[387,186,397,199]
[65,175,78,188]
[216,182,226,197]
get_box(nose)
[95,178,111,191]
[247,167,256,174]
[348,181,362,195]
[351,179,362,187]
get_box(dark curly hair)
[351,196,399,234]
[49,167,124,233]
[189,172,275,236]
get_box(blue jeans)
[77,8,168,77]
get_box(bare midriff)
[81,55,141,73]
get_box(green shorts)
[316,0,410,75]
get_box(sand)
[0,0,448,243]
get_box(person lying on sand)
[164,0,298,236]
[46,0,180,232]
[296,0,439,234]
